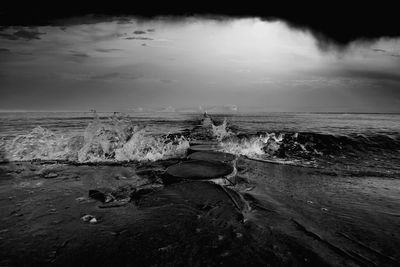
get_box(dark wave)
[219,128,400,163]
[277,132,400,158]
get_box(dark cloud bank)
[0,29,45,40]
[1,2,399,46]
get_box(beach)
[0,112,399,266]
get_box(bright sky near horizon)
[1,17,400,112]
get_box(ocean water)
[1,111,399,177]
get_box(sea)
[1,111,399,176]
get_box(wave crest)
[6,126,73,161]
[115,132,189,162]
[211,119,233,141]
[220,133,284,157]
[218,130,400,165]
[5,116,190,163]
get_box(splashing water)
[115,132,189,162]
[4,115,190,163]
[6,126,74,161]
[77,114,137,162]
[211,119,233,141]
[219,132,284,158]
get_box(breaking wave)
[200,116,400,167]
[211,118,233,141]
[219,130,400,165]
[220,133,283,157]
[4,115,190,163]
[5,126,75,161]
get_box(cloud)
[51,14,117,26]
[125,37,153,40]
[372,48,387,53]
[67,51,90,63]
[371,48,400,57]
[133,30,147,34]
[116,17,133,24]
[338,69,400,83]
[147,29,155,32]
[95,48,123,53]
[14,30,44,40]
[115,33,128,38]
[0,32,18,40]
[89,72,142,81]
[71,52,89,58]
[0,48,11,53]
[17,51,34,56]
[0,29,45,40]
[90,72,121,80]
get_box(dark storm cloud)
[14,29,45,40]
[0,48,11,53]
[147,29,155,32]
[116,17,133,24]
[1,3,399,46]
[0,29,45,40]
[50,14,119,26]
[0,32,18,40]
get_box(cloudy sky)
[1,17,400,112]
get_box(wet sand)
[1,122,399,267]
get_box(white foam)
[211,118,233,141]
[114,131,189,162]
[5,126,72,161]
[219,132,284,157]
[4,115,189,163]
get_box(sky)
[1,17,400,113]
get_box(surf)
[4,114,190,163]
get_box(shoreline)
[1,153,399,266]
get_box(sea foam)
[211,118,233,141]
[219,132,284,157]
[4,115,189,163]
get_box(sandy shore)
[0,153,399,266]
